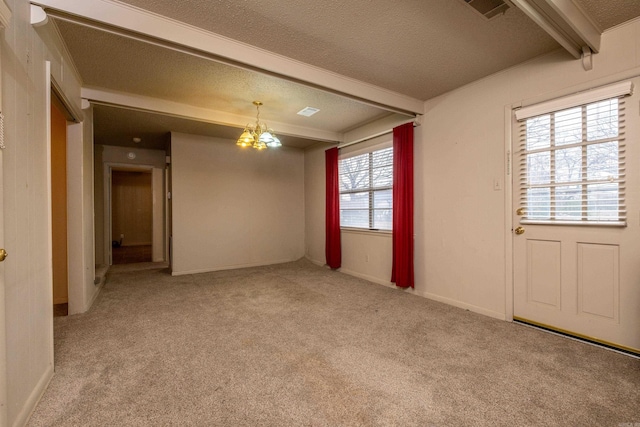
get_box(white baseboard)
[86,280,104,312]
[416,291,506,320]
[305,256,325,267]
[333,263,506,321]
[338,268,394,289]
[15,365,54,427]
[171,258,298,276]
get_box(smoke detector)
[462,0,510,20]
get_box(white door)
[0,120,7,426]
[0,22,7,423]
[513,80,640,354]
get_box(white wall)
[304,19,640,319]
[1,1,85,424]
[171,132,305,275]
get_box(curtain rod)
[337,119,420,150]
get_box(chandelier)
[236,101,282,150]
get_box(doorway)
[51,97,69,316]
[111,169,153,264]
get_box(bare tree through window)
[339,147,393,230]
[520,97,624,223]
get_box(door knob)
[0,248,7,262]
[516,207,525,216]
[514,227,525,235]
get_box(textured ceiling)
[50,0,640,151]
[108,0,562,101]
[92,105,322,150]
[56,21,390,134]
[577,0,640,30]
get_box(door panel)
[577,243,619,321]
[526,239,561,308]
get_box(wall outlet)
[365,254,370,262]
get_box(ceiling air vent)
[463,0,510,20]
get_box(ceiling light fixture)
[236,101,281,150]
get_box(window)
[339,147,393,230]
[516,83,629,225]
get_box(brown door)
[51,102,68,306]
[111,170,153,264]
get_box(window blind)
[516,84,630,226]
[339,147,393,230]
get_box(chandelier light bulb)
[236,101,281,150]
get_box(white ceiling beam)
[31,0,424,116]
[510,0,601,59]
[81,87,342,143]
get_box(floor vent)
[463,0,510,20]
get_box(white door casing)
[0,3,10,423]
[0,99,7,427]
[512,79,640,354]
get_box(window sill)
[340,227,392,236]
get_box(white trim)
[417,291,507,321]
[31,0,424,115]
[547,0,601,50]
[45,62,55,359]
[171,258,298,276]
[504,105,514,322]
[338,267,394,288]
[510,0,600,59]
[0,19,7,426]
[87,277,103,309]
[82,87,341,143]
[305,256,325,267]
[340,116,421,149]
[340,227,392,237]
[515,81,633,120]
[14,366,54,427]
[30,4,48,26]
[338,134,392,159]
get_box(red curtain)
[325,147,341,269]
[391,123,414,288]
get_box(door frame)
[103,163,166,265]
[50,74,82,314]
[0,37,6,427]
[504,105,515,321]
[0,4,10,422]
[507,71,640,352]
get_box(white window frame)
[515,81,632,226]
[339,145,393,231]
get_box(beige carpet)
[28,259,640,426]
